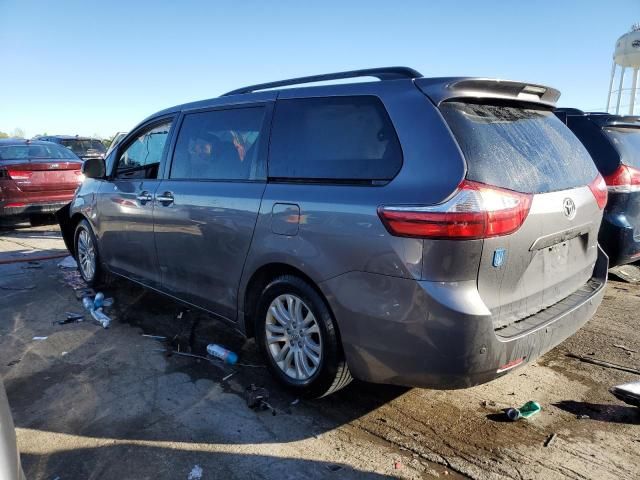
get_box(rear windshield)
[60,139,106,156]
[0,144,80,161]
[440,102,598,193]
[604,127,640,168]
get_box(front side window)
[268,96,402,182]
[116,121,172,179]
[170,107,266,181]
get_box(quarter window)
[170,107,266,181]
[268,96,402,182]
[116,121,173,179]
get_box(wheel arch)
[241,262,334,340]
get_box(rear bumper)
[599,212,640,267]
[320,246,608,389]
[0,201,71,218]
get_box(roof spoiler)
[415,77,561,108]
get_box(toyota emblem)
[563,198,576,219]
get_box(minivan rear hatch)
[417,78,604,332]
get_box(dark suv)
[555,109,640,266]
[59,67,608,397]
[37,135,106,161]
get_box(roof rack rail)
[221,66,422,96]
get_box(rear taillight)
[603,164,640,194]
[588,174,608,210]
[378,180,532,240]
[6,169,33,181]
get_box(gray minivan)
[59,67,608,397]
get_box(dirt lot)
[1,224,638,480]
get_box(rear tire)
[255,275,352,398]
[74,219,109,287]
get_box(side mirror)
[82,157,106,179]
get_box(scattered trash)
[567,353,640,375]
[7,359,20,367]
[544,433,558,447]
[290,398,300,406]
[23,261,42,269]
[610,381,640,408]
[326,465,343,472]
[245,384,276,415]
[61,352,68,356]
[58,255,77,269]
[54,312,84,325]
[613,344,638,354]
[222,372,237,382]
[394,461,402,469]
[481,400,497,408]
[576,414,590,420]
[506,401,541,421]
[187,465,203,480]
[32,336,48,341]
[609,264,640,283]
[142,334,167,341]
[206,343,238,365]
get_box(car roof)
[0,138,62,146]
[556,108,640,128]
[39,135,100,140]
[140,66,560,125]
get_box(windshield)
[604,127,640,169]
[60,139,106,156]
[0,144,80,161]
[440,102,598,193]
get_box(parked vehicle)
[555,109,640,267]
[0,139,83,222]
[59,67,608,397]
[105,132,128,158]
[37,135,106,161]
[0,379,25,480]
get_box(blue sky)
[0,0,637,138]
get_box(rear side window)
[60,139,106,155]
[170,107,266,181]
[604,127,640,169]
[440,102,598,193]
[269,96,402,183]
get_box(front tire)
[255,275,352,398]
[74,219,108,287]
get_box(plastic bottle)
[91,309,111,329]
[93,292,105,309]
[82,297,95,311]
[206,344,238,365]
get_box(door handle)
[136,191,153,204]
[156,191,174,205]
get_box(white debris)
[32,336,48,341]
[58,256,77,269]
[187,465,203,480]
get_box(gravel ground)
[0,225,638,479]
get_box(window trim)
[266,94,403,186]
[109,115,176,180]
[166,102,273,183]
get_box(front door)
[153,104,271,320]
[97,118,174,286]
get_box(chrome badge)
[563,198,576,219]
[493,248,506,268]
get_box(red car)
[0,139,83,223]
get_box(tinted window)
[0,144,79,160]
[116,121,172,179]
[440,102,598,193]
[269,96,402,182]
[170,107,266,180]
[604,127,640,169]
[60,139,106,155]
